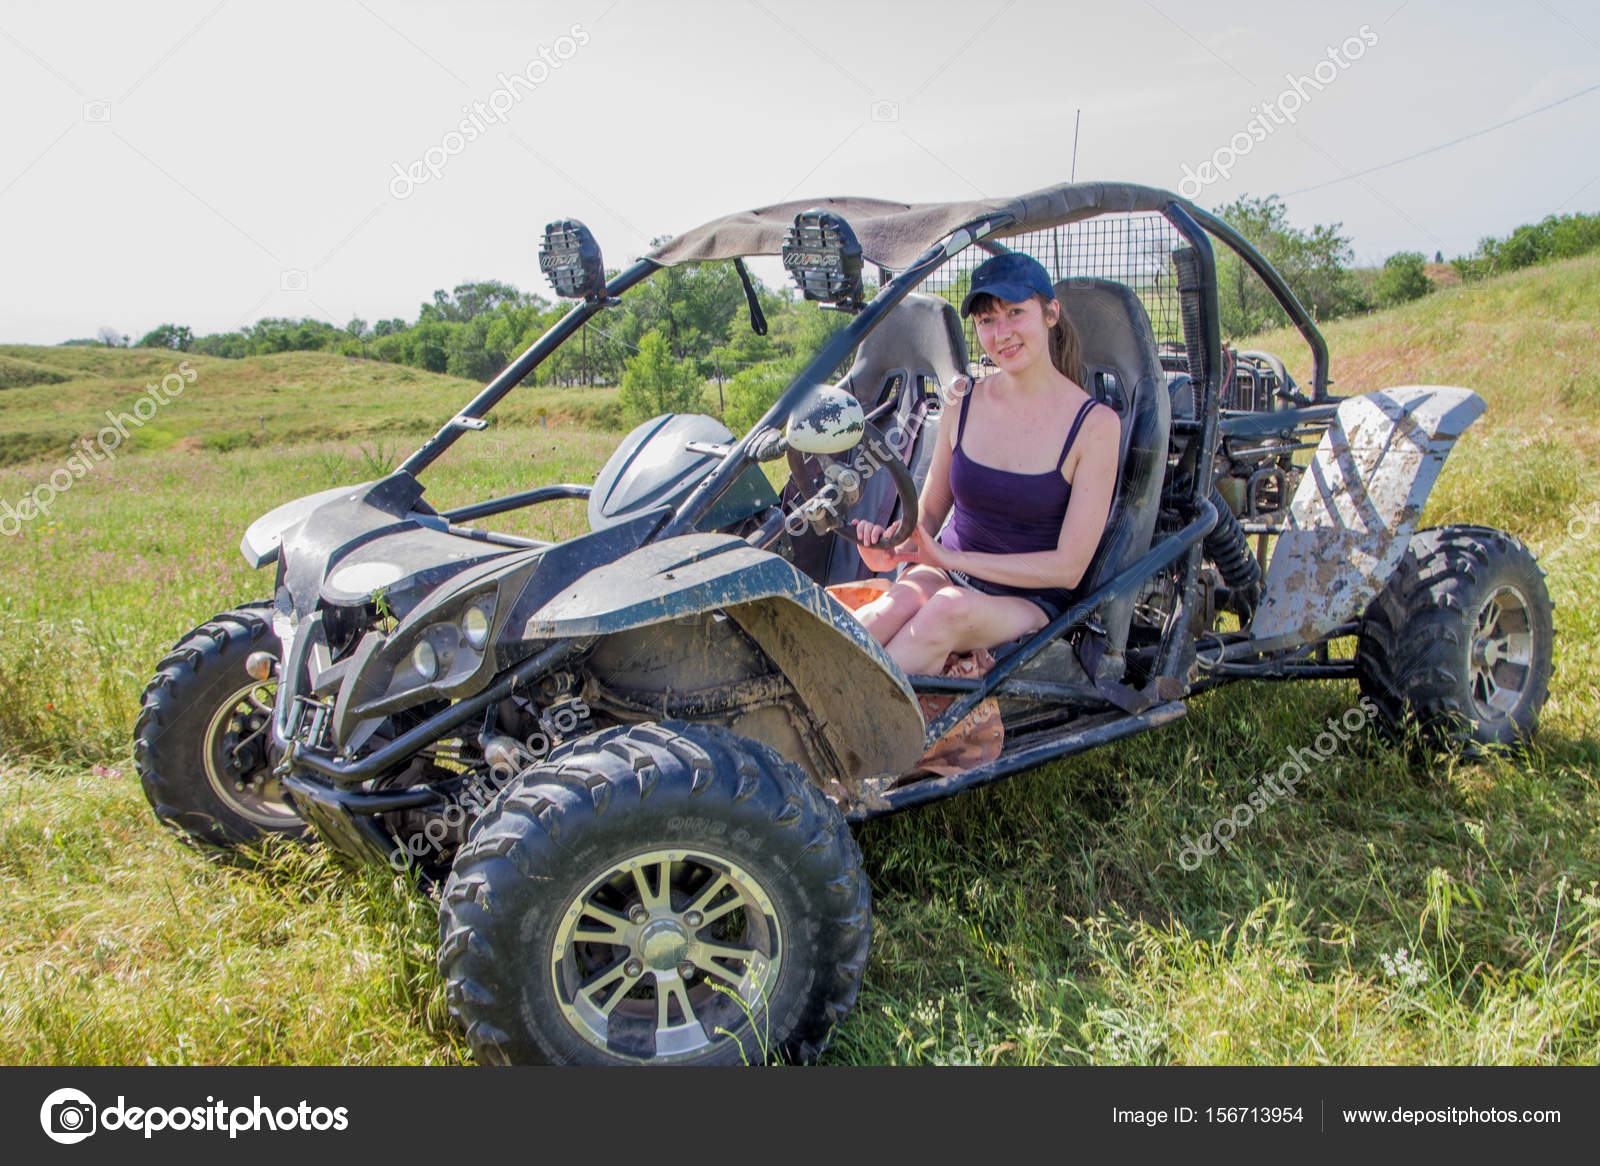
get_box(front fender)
[1250,385,1485,651]
[526,534,927,783]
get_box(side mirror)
[539,219,607,301]
[784,385,864,454]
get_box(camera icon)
[83,100,112,123]
[280,269,309,292]
[40,1088,97,1144]
[870,100,899,123]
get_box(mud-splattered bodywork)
[1251,386,1485,652]
[523,533,927,791]
[269,488,928,803]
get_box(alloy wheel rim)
[551,848,783,1062]
[202,676,296,827]
[1469,584,1535,721]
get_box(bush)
[135,324,193,351]
[1211,195,1368,337]
[1374,251,1432,307]
[618,330,705,425]
[1454,211,1600,281]
[0,356,70,390]
[722,358,799,435]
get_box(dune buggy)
[134,181,1553,1065]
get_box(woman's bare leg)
[852,565,951,645]
[882,585,1048,676]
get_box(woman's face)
[971,295,1056,375]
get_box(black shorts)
[941,567,1068,623]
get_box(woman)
[850,251,1120,677]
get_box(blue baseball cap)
[959,252,1056,317]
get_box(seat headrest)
[1052,279,1164,419]
[839,293,968,408]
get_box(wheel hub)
[639,920,690,971]
[203,675,296,827]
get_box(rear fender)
[1250,385,1485,652]
[523,534,927,784]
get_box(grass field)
[0,346,627,469]
[0,255,1596,1065]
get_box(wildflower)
[1379,947,1429,989]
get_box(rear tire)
[133,603,310,846]
[1356,525,1554,750]
[438,721,870,1066]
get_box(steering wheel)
[785,420,919,548]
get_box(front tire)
[1357,525,1554,750]
[133,603,309,846]
[438,721,870,1066]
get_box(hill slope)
[0,347,623,468]
[1251,249,1600,429]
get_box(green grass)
[0,257,1597,1065]
[0,347,626,468]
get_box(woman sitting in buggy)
[851,252,1121,676]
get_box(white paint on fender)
[1250,385,1485,651]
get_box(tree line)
[76,199,1598,429]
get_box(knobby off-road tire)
[438,721,871,1066]
[1357,525,1554,750]
[133,602,310,846]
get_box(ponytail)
[1042,295,1083,385]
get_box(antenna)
[1071,109,1081,181]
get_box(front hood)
[271,473,513,618]
[327,507,672,743]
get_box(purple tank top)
[940,383,1100,561]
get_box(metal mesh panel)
[917,212,1188,375]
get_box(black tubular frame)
[287,637,595,784]
[1185,204,1331,401]
[375,194,1239,742]
[849,701,1189,821]
[440,483,591,524]
[397,259,663,478]
[385,187,1330,511]
[388,190,1313,556]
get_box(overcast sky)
[2,0,1596,345]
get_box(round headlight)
[411,640,438,681]
[462,604,491,650]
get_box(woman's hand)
[851,519,902,574]
[885,522,953,571]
